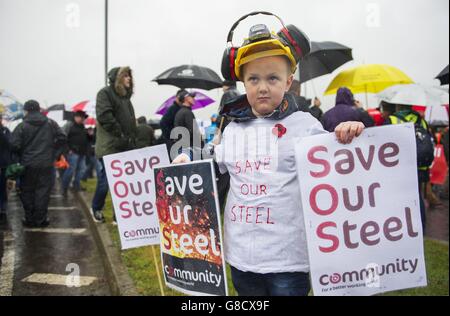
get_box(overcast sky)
[0,0,448,120]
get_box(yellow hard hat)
[234,37,297,80]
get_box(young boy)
[174,20,364,296]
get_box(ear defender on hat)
[277,24,311,63]
[221,11,311,81]
[221,47,239,82]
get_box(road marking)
[50,195,63,199]
[48,206,77,211]
[24,228,87,234]
[0,231,16,296]
[3,233,14,242]
[21,273,98,287]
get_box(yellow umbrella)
[324,64,414,96]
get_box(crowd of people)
[0,66,157,226]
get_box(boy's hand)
[335,122,364,144]
[172,153,191,164]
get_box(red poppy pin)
[272,123,287,138]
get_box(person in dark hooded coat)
[95,66,137,158]
[321,87,368,132]
[91,66,138,223]
[10,100,66,227]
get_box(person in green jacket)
[91,66,137,223]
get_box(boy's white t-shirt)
[214,111,326,274]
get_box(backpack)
[414,125,435,168]
[392,113,435,168]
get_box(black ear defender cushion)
[221,47,238,81]
[277,24,311,63]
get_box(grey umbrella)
[299,41,353,84]
[153,64,223,90]
[436,65,449,85]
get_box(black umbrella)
[153,65,223,90]
[43,104,73,122]
[436,65,449,85]
[299,41,353,84]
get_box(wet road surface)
[0,185,110,296]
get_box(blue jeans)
[91,159,109,212]
[230,266,311,296]
[82,155,96,180]
[62,153,86,191]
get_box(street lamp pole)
[105,0,109,86]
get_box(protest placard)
[154,160,228,296]
[295,124,427,296]
[104,144,170,249]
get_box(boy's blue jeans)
[62,153,86,191]
[230,266,311,296]
[91,159,109,212]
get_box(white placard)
[295,124,427,296]
[104,144,170,249]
